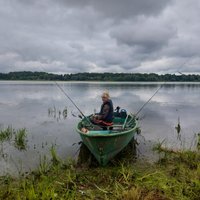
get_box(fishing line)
[177,55,194,75]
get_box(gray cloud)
[110,16,177,52]
[0,0,199,74]
[58,0,172,19]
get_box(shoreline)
[0,143,199,200]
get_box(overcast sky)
[0,0,200,74]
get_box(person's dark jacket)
[99,99,113,122]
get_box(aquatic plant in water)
[63,107,68,119]
[48,106,68,121]
[175,116,181,143]
[14,128,28,150]
[0,126,13,142]
[197,133,200,151]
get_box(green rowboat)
[76,112,138,166]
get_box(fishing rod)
[135,82,165,117]
[54,81,85,118]
[54,81,94,127]
[36,66,92,125]
[135,57,193,117]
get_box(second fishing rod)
[134,57,193,118]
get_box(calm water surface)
[0,81,200,175]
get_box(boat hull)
[76,114,138,166]
[79,129,136,166]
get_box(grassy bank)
[0,144,199,200]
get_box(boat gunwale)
[76,114,138,137]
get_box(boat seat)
[101,124,124,130]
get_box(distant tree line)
[0,71,200,81]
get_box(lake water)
[0,81,200,175]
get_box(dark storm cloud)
[0,0,199,74]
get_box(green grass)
[0,126,199,199]
[0,147,199,200]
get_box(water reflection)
[0,81,200,175]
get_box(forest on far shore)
[0,71,200,81]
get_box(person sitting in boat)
[91,91,114,128]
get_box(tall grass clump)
[37,155,50,176]
[50,145,61,166]
[14,128,27,150]
[0,126,13,143]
